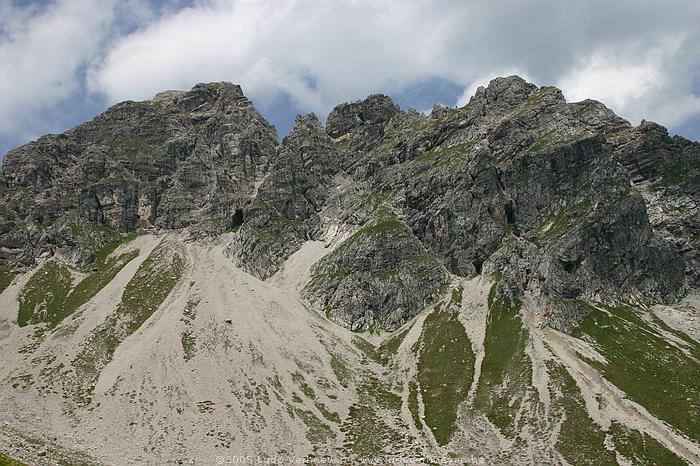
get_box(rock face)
[231,113,342,278]
[316,76,695,331]
[326,94,400,143]
[0,82,277,266]
[302,214,449,331]
[613,121,700,286]
[1,76,699,332]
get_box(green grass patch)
[354,331,414,367]
[527,129,559,153]
[17,261,73,327]
[71,240,183,403]
[0,429,97,465]
[352,336,385,365]
[547,361,617,465]
[345,216,403,246]
[408,379,424,433]
[92,233,136,264]
[508,86,559,119]
[181,331,196,362]
[572,304,700,442]
[314,401,341,424]
[378,327,410,358]
[292,373,317,400]
[537,200,592,240]
[340,373,408,458]
[487,271,502,308]
[450,286,463,306]
[116,241,183,324]
[0,266,15,294]
[63,250,138,319]
[17,235,138,329]
[329,354,352,388]
[413,150,439,164]
[610,421,686,465]
[417,303,475,446]
[0,451,27,466]
[473,283,531,438]
[290,406,336,445]
[661,161,691,185]
[180,297,199,362]
[412,142,475,170]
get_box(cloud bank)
[1,0,700,155]
[0,0,116,140]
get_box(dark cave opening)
[231,208,244,228]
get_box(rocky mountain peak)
[0,82,278,266]
[469,75,539,113]
[290,112,324,134]
[0,76,698,326]
[636,119,671,138]
[0,76,699,465]
[325,94,400,152]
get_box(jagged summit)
[151,81,247,107]
[0,81,278,265]
[326,93,400,138]
[469,75,540,110]
[0,76,699,465]
[1,76,698,310]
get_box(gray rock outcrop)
[0,82,277,266]
[1,76,698,332]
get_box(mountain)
[0,76,698,465]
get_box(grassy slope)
[547,361,617,465]
[0,266,15,294]
[573,304,700,442]
[17,234,138,328]
[416,301,475,446]
[62,249,139,318]
[17,261,72,327]
[472,281,532,439]
[71,240,183,403]
[610,421,686,466]
[340,371,411,458]
[548,361,686,465]
[471,281,686,463]
[0,451,27,466]
[340,333,417,459]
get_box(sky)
[1,0,700,159]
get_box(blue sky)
[2,0,700,159]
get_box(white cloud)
[559,58,662,109]
[3,0,700,152]
[0,0,117,140]
[87,0,700,137]
[557,36,700,127]
[89,0,443,116]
